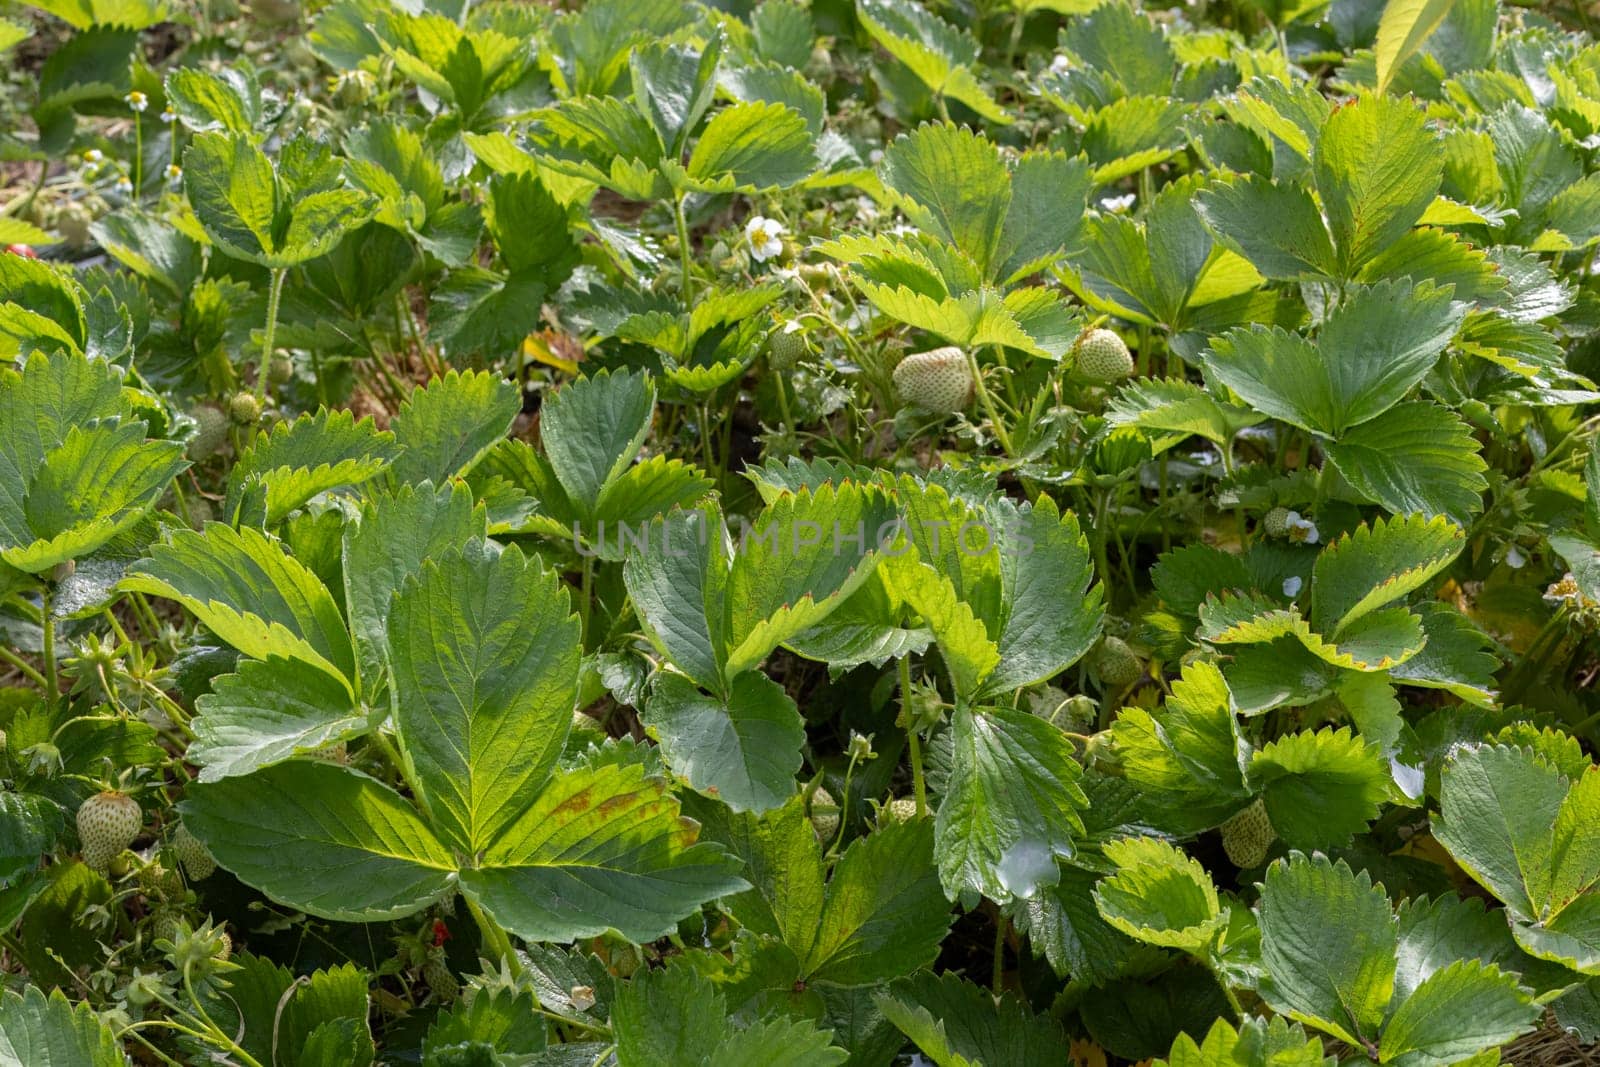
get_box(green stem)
[0,642,48,689]
[41,591,58,706]
[900,656,928,817]
[578,556,595,650]
[964,349,1015,457]
[133,113,143,201]
[465,893,520,975]
[253,267,287,409]
[673,195,695,302]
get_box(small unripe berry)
[893,347,974,414]
[229,391,261,425]
[1092,636,1142,688]
[1220,798,1276,869]
[1073,328,1134,383]
[78,791,141,873]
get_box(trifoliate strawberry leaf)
[611,962,847,1067]
[0,986,125,1067]
[1313,93,1441,276]
[1157,1016,1333,1067]
[803,818,951,985]
[189,655,368,782]
[1386,603,1498,706]
[1110,660,1249,833]
[123,523,356,686]
[1257,853,1397,1048]
[341,482,484,701]
[1323,402,1487,525]
[641,670,804,813]
[223,408,398,526]
[873,971,1066,1067]
[1010,865,1143,984]
[385,370,520,488]
[181,760,456,921]
[1202,280,1461,436]
[685,100,818,192]
[459,761,748,943]
[856,0,1008,125]
[631,33,722,158]
[1195,176,1338,282]
[1059,0,1176,96]
[538,368,654,521]
[387,543,582,855]
[183,132,376,268]
[1077,95,1191,184]
[7,419,185,574]
[1381,959,1539,1065]
[1309,514,1464,637]
[936,704,1087,902]
[1249,728,1390,850]
[1435,743,1600,972]
[1094,836,1224,952]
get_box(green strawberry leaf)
[1379,959,1538,1065]
[123,523,356,686]
[1322,402,1487,525]
[182,760,456,921]
[386,370,520,488]
[641,670,804,813]
[387,542,582,855]
[1093,836,1224,952]
[189,655,368,782]
[1313,93,1441,276]
[936,704,1087,902]
[538,368,654,521]
[1156,1016,1332,1067]
[1256,853,1396,1047]
[1309,513,1464,637]
[224,408,398,526]
[1249,728,1390,850]
[873,971,1066,1067]
[460,761,748,943]
[0,986,125,1067]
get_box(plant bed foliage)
[4,0,1600,1061]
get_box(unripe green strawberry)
[1092,636,1142,687]
[1220,798,1276,869]
[214,931,232,962]
[809,786,840,840]
[229,391,261,425]
[150,909,185,946]
[893,346,974,414]
[78,791,141,872]
[1262,507,1291,539]
[1073,328,1134,383]
[884,797,919,822]
[267,349,294,384]
[423,950,458,1002]
[767,327,806,371]
[186,405,229,460]
[56,200,94,246]
[172,823,216,880]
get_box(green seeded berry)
[78,791,141,873]
[423,951,458,1002]
[172,823,216,880]
[893,346,974,414]
[809,786,840,840]
[1093,636,1142,688]
[884,797,919,822]
[767,328,806,371]
[267,352,294,384]
[1073,328,1134,383]
[186,405,229,460]
[229,392,261,425]
[1263,507,1291,539]
[1220,798,1276,869]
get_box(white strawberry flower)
[1505,545,1526,568]
[1282,575,1303,598]
[1100,193,1136,213]
[115,175,133,194]
[160,107,177,123]
[1284,511,1319,545]
[745,215,785,262]
[1050,53,1072,73]
[125,90,149,113]
[166,164,183,184]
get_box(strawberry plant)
[8,0,1600,1061]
